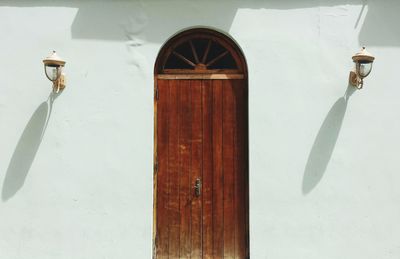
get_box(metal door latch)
[194,178,202,197]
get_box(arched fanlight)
[43,51,66,92]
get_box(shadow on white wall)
[2,93,59,201]
[1,0,399,46]
[302,86,356,194]
[1,0,398,199]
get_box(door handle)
[194,178,202,197]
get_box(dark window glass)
[205,41,226,64]
[163,38,238,70]
[208,53,237,69]
[192,38,209,63]
[164,53,193,69]
[174,42,195,63]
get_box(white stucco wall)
[1,1,399,258]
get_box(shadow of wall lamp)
[43,51,66,93]
[349,47,375,89]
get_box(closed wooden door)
[154,28,249,259]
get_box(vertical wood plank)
[202,80,214,259]
[212,80,224,258]
[223,80,236,258]
[179,80,192,259]
[234,80,247,259]
[191,80,203,258]
[156,80,169,259]
[168,79,181,258]
[156,77,249,259]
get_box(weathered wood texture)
[157,74,244,80]
[155,79,249,258]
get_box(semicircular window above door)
[157,31,246,74]
[165,38,238,70]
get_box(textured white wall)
[0,1,399,258]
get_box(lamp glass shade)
[45,65,61,81]
[356,62,372,78]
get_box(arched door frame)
[153,27,249,258]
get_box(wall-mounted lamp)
[43,51,66,93]
[349,47,375,89]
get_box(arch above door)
[155,27,247,78]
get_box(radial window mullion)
[189,40,200,64]
[173,51,196,67]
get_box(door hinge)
[153,234,158,259]
[155,88,159,100]
[154,160,159,174]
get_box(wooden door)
[154,28,249,259]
